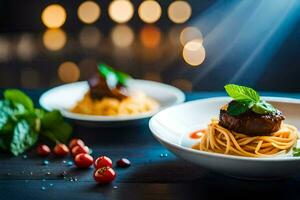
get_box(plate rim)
[39,80,185,122]
[149,96,300,162]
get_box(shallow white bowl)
[39,80,185,126]
[149,97,300,179]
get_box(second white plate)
[39,80,185,126]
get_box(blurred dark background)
[0,0,299,92]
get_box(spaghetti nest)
[193,119,298,157]
[71,91,159,116]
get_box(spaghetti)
[71,91,159,116]
[192,119,298,157]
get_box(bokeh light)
[41,4,67,28]
[172,79,193,91]
[111,25,134,48]
[78,1,101,24]
[182,40,206,66]
[168,1,192,24]
[58,61,80,83]
[138,0,162,23]
[180,26,203,46]
[43,29,67,51]
[109,0,134,23]
[17,34,36,60]
[79,26,101,48]
[140,25,161,48]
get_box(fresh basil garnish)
[97,63,131,88]
[0,89,72,156]
[224,84,276,116]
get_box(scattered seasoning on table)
[42,179,46,182]
[160,153,164,157]
[46,172,51,175]
[113,186,118,189]
[30,172,33,175]
[69,177,77,182]
[58,171,67,178]
[43,160,50,165]
[41,186,46,191]
[6,172,11,176]
[49,183,54,187]
[23,155,28,159]
[62,160,67,164]
[67,161,73,166]
[165,153,168,157]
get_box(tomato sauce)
[189,129,205,139]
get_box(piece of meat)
[88,74,129,100]
[219,101,285,136]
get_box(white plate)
[149,97,300,179]
[39,80,185,126]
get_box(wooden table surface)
[1,91,300,200]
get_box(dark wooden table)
[1,91,300,200]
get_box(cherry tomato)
[71,145,89,156]
[69,138,85,149]
[53,143,69,157]
[94,156,112,169]
[116,158,131,168]
[37,144,51,156]
[74,153,94,168]
[93,167,116,184]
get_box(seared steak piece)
[219,101,285,136]
[88,74,129,100]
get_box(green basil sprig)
[0,89,72,156]
[224,84,276,116]
[98,63,132,88]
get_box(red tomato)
[74,153,94,168]
[93,167,116,184]
[37,144,51,156]
[69,138,85,149]
[94,156,112,169]
[53,143,69,157]
[71,145,89,156]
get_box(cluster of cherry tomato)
[36,138,130,184]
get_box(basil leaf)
[4,90,34,111]
[10,120,38,156]
[227,100,253,116]
[41,110,72,143]
[98,63,131,87]
[42,122,72,143]
[252,100,276,115]
[0,112,14,133]
[224,84,260,102]
[41,110,63,128]
[293,147,300,157]
[115,71,131,86]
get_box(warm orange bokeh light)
[138,0,162,23]
[78,1,101,24]
[182,40,206,66]
[111,25,134,48]
[168,1,192,24]
[58,61,80,83]
[180,26,203,46]
[140,25,161,48]
[43,29,67,51]
[108,0,134,23]
[42,4,66,28]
